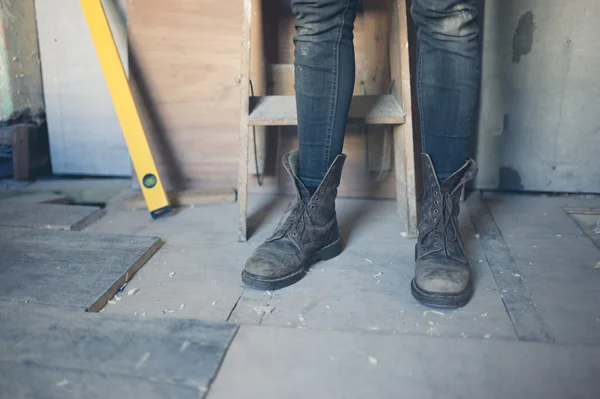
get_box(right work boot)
[242,150,346,290]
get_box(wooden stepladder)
[237,0,417,242]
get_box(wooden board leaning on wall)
[128,0,398,198]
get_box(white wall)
[35,0,131,176]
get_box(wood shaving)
[127,288,140,296]
[365,258,374,264]
[248,305,274,315]
[423,310,446,317]
[169,272,176,278]
[135,352,151,369]
[368,356,379,365]
[179,304,185,310]
[180,340,190,352]
[373,272,382,278]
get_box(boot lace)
[419,191,459,253]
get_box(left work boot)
[411,153,478,308]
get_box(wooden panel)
[129,0,402,198]
[124,188,237,210]
[0,303,237,399]
[248,95,405,126]
[0,198,104,231]
[0,227,162,312]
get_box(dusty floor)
[3,179,600,398]
[90,193,512,338]
[89,190,600,343]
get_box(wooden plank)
[248,95,405,126]
[123,188,237,210]
[0,227,162,312]
[0,199,104,231]
[0,303,237,399]
[209,326,600,399]
[361,0,393,176]
[390,0,418,238]
[11,125,30,180]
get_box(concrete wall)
[475,0,600,193]
[0,0,44,121]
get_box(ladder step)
[248,95,405,126]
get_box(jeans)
[292,0,481,187]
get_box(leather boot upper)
[243,151,346,281]
[415,153,478,294]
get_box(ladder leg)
[238,0,253,242]
[238,125,249,242]
[390,0,418,238]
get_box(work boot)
[411,153,478,308]
[242,150,346,290]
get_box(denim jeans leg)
[411,0,482,181]
[292,0,358,190]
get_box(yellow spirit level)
[80,0,171,219]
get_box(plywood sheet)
[128,0,398,197]
[0,303,237,399]
[0,227,162,312]
[0,197,104,231]
[210,325,600,399]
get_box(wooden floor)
[2,182,600,398]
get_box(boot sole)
[410,278,473,308]
[242,238,342,291]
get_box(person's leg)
[294,0,358,194]
[241,0,358,290]
[412,0,481,181]
[410,0,482,308]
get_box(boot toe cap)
[243,242,301,280]
[415,259,471,294]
